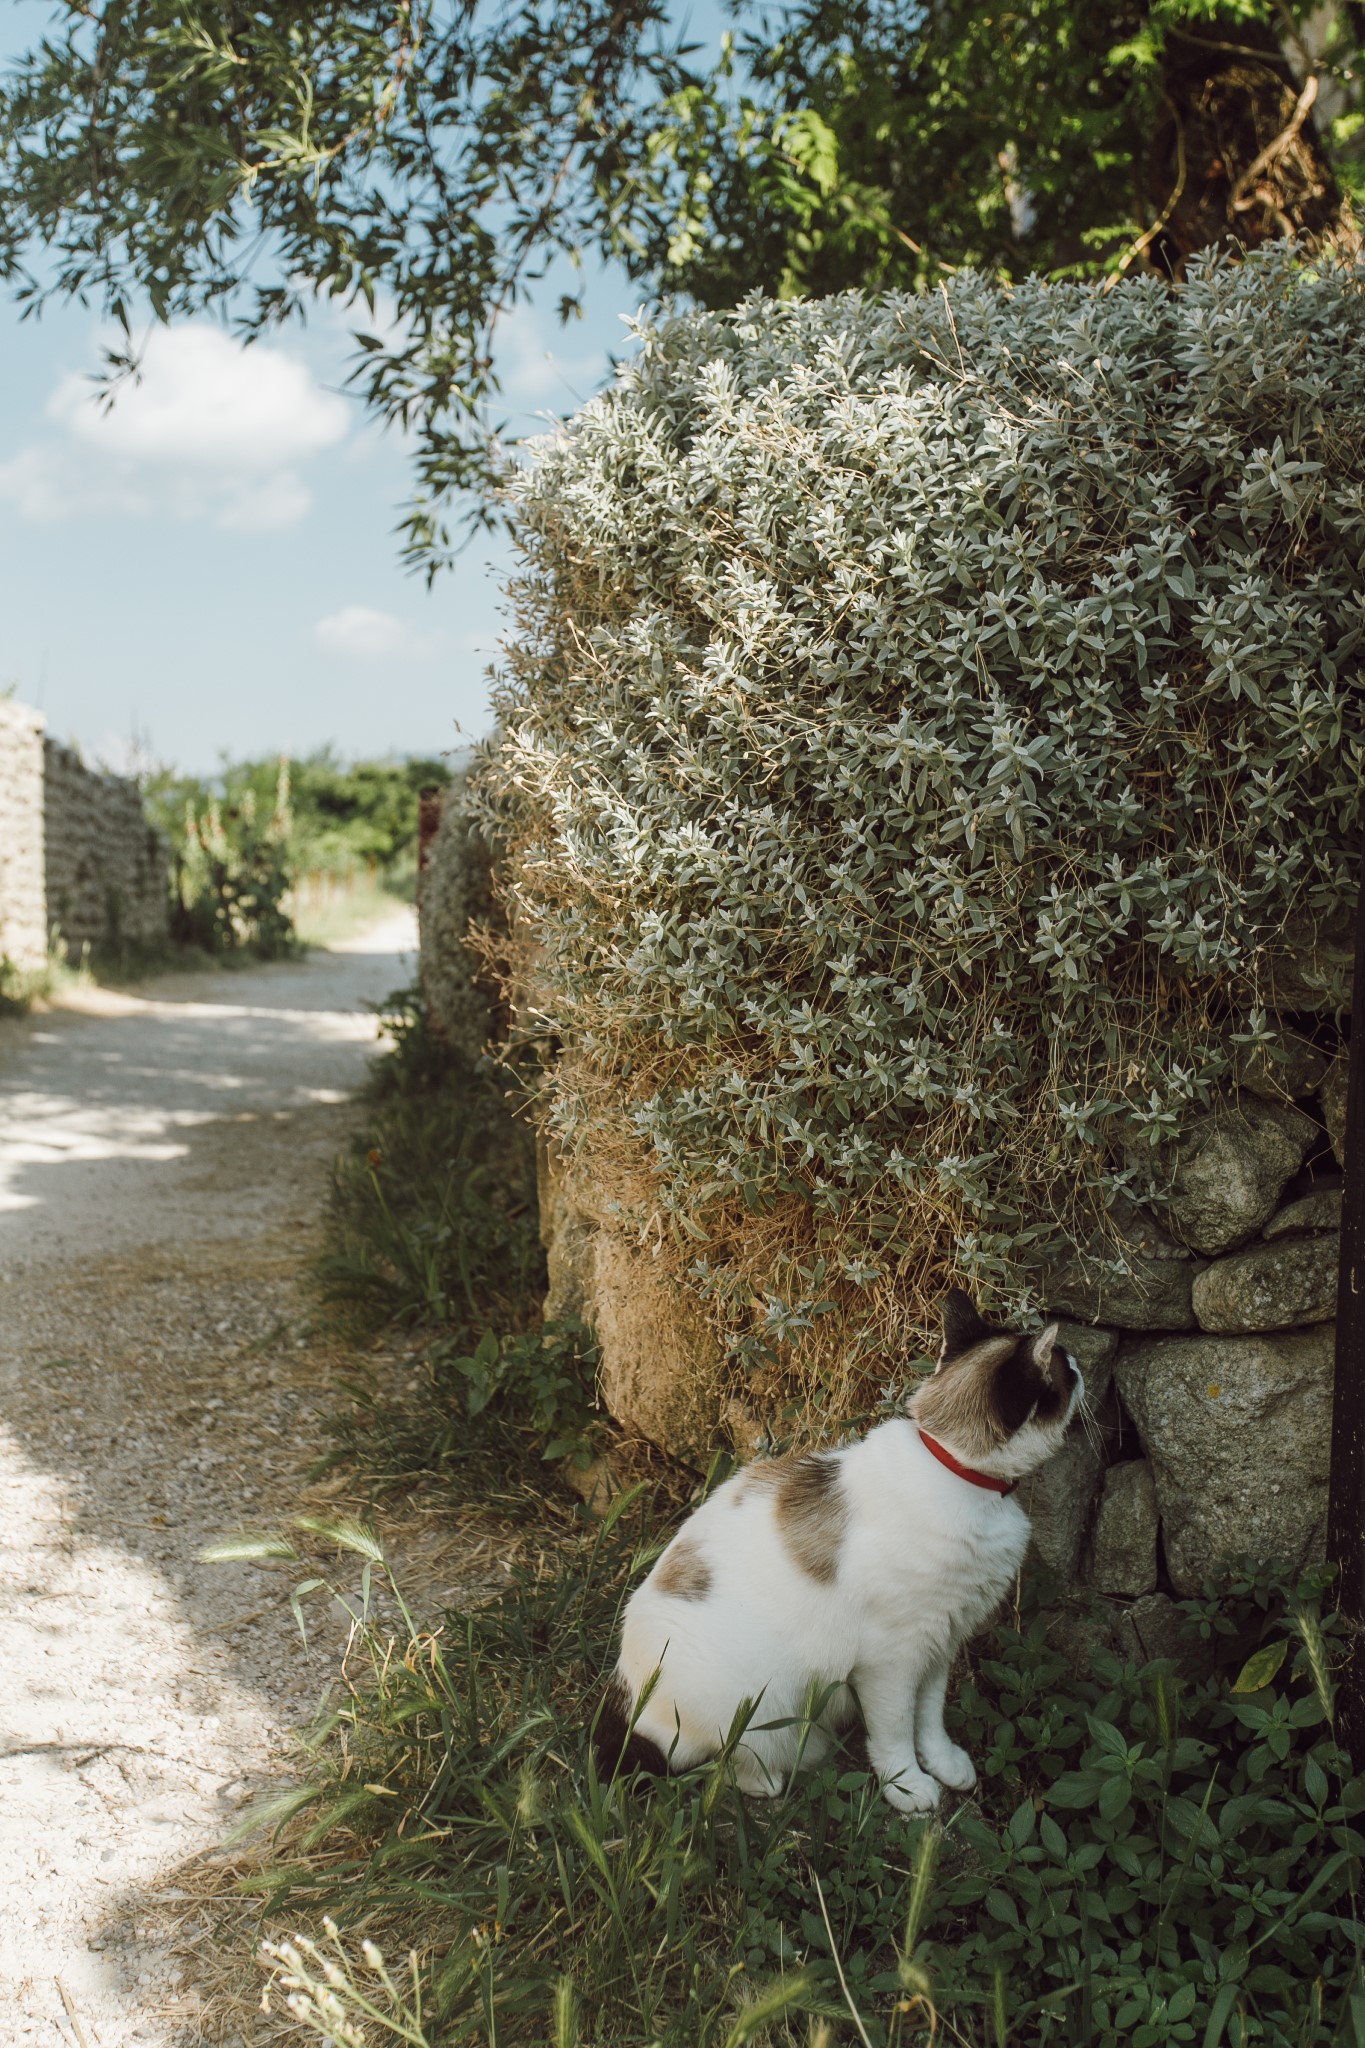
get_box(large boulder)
[1114,1325,1334,1594]
[1048,1204,1202,1330]
[1018,1323,1118,1582]
[591,1231,723,1464]
[1192,1233,1338,1333]
[1087,1460,1159,1599]
[538,1141,724,1462]
[1155,1099,1317,1255]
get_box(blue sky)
[0,4,690,777]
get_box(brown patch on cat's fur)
[910,1334,1017,1460]
[757,1453,846,1584]
[655,1538,712,1601]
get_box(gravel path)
[0,916,418,2047]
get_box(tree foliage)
[2,3,1363,565]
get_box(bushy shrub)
[417,768,505,1064]
[480,250,1365,1381]
[170,768,295,957]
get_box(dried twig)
[1230,74,1320,214]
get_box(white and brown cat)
[594,1290,1081,1813]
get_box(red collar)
[918,1427,1016,1496]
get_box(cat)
[593,1289,1082,1813]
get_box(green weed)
[223,1515,1365,2047]
[316,988,598,1490]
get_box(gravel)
[0,916,420,2047]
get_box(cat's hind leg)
[913,1656,976,1793]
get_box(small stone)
[1054,1321,1119,1408]
[1019,1362,1119,1586]
[1021,1428,1106,1586]
[1321,1059,1348,1169]
[1159,1098,1316,1255]
[1115,1592,1204,1676]
[1266,911,1354,1013]
[1115,1324,1334,1594]
[1048,1220,1201,1330]
[1233,1029,1328,1104]
[1263,1188,1342,1240]
[1087,1460,1158,1597]
[1192,1233,1338,1333]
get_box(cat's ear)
[1030,1322,1060,1371]
[940,1287,989,1363]
[991,1347,1040,1434]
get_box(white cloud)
[50,325,348,470]
[313,606,442,662]
[0,322,350,531]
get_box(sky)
[0,4,676,778]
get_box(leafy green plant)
[220,1505,1365,2046]
[319,1053,542,1336]
[317,986,600,1487]
[4,5,1360,564]
[170,764,296,958]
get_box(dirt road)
[0,914,415,2046]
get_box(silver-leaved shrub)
[477,250,1365,1374]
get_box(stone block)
[1192,1234,1337,1333]
[1020,1429,1107,1586]
[1088,1460,1158,1598]
[1048,1209,1201,1330]
[1018,1348,1119,1587]
[1232,1029,1328,1104]
[1158,1099,1316,1255]
[1115,1592,1204,1676]
[1055,1320,1119,1408]
[1264,1189,1341,1240]
[1114,1326,1333,1594]
[592,1229,722,1464]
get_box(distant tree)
[3,3,1360,568]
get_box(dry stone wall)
[1022,1018,1348,1647]
[0,697,169,961]
[418,776,1353,1627]
[0,698,47,968]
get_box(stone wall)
[42,735,169,951]
[0,698,47,968]
[421,814,1351,1615]
[1023,1027,1345,1642]
[538,1016,1351,1636]
[0,697,170,962]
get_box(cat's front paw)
[919,1739,976,1793]
[880,1763,941,1815]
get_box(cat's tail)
[591,1671,668,1779]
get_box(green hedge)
[481,250,1365,1376]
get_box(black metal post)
[1327,869,1365,1760]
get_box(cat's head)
[908,1288,1083,1482]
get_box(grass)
[213,986,1365,2047]
[314,986,602,1497]
[219,1509,1365,2048]
[0,947,69,1016]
